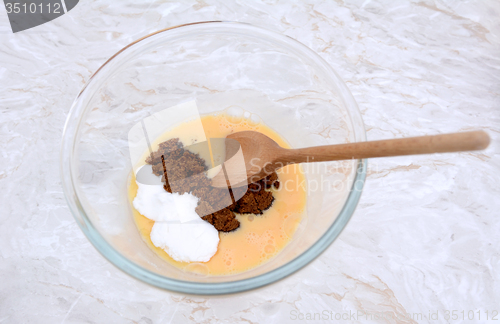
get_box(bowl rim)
[60,21,367,295]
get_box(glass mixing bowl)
[61,21,366,294]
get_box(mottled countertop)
[1,1,499,323]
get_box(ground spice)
[145,138,279,232]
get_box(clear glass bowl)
[61,21,366,294]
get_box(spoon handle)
[284,131,490,163]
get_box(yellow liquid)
[128,113,307,275]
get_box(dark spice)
[145,138,280,232]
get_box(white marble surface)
[1,1,499,323]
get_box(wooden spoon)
[211,130,490,188]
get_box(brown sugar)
[145,138,280,232]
